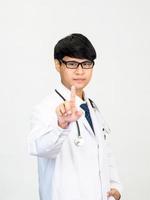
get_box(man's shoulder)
[32,90,60,112]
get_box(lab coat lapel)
[79,109,95,136]
[86,99,105,169]
[86,99,102,138]
[79,98,103,137]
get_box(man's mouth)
[73,78,85,81]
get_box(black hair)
[54,33,96,61]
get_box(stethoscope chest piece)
[74,136,84,146]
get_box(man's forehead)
[62,56,89,62]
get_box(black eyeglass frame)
[59,59,95,69]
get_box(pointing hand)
[56,86,82,129]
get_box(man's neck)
[76,89,84,100]
[61,82,85,100]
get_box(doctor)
[28,33,122,200]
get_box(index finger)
[70,85,76,104]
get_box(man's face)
[55,56,94,91]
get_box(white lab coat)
[28,83,122,200]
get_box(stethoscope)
[55,89,110,146]
[55,89,85,146]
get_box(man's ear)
[55,59,61,72]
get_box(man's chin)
[73,84,86,91]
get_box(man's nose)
[75,64,84,74]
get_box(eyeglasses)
[60,59,94,69]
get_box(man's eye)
[68,62,77,66]
[83,62,92,66]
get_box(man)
[28,33,122,200]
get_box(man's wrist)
[58,120,69,129]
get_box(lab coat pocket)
[101,127,109,147]
[102,125,111,138]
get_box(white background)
[0,0,150,199]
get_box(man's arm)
[105,134,122,200]
[28,86,82,159]
[28,105,71,159]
